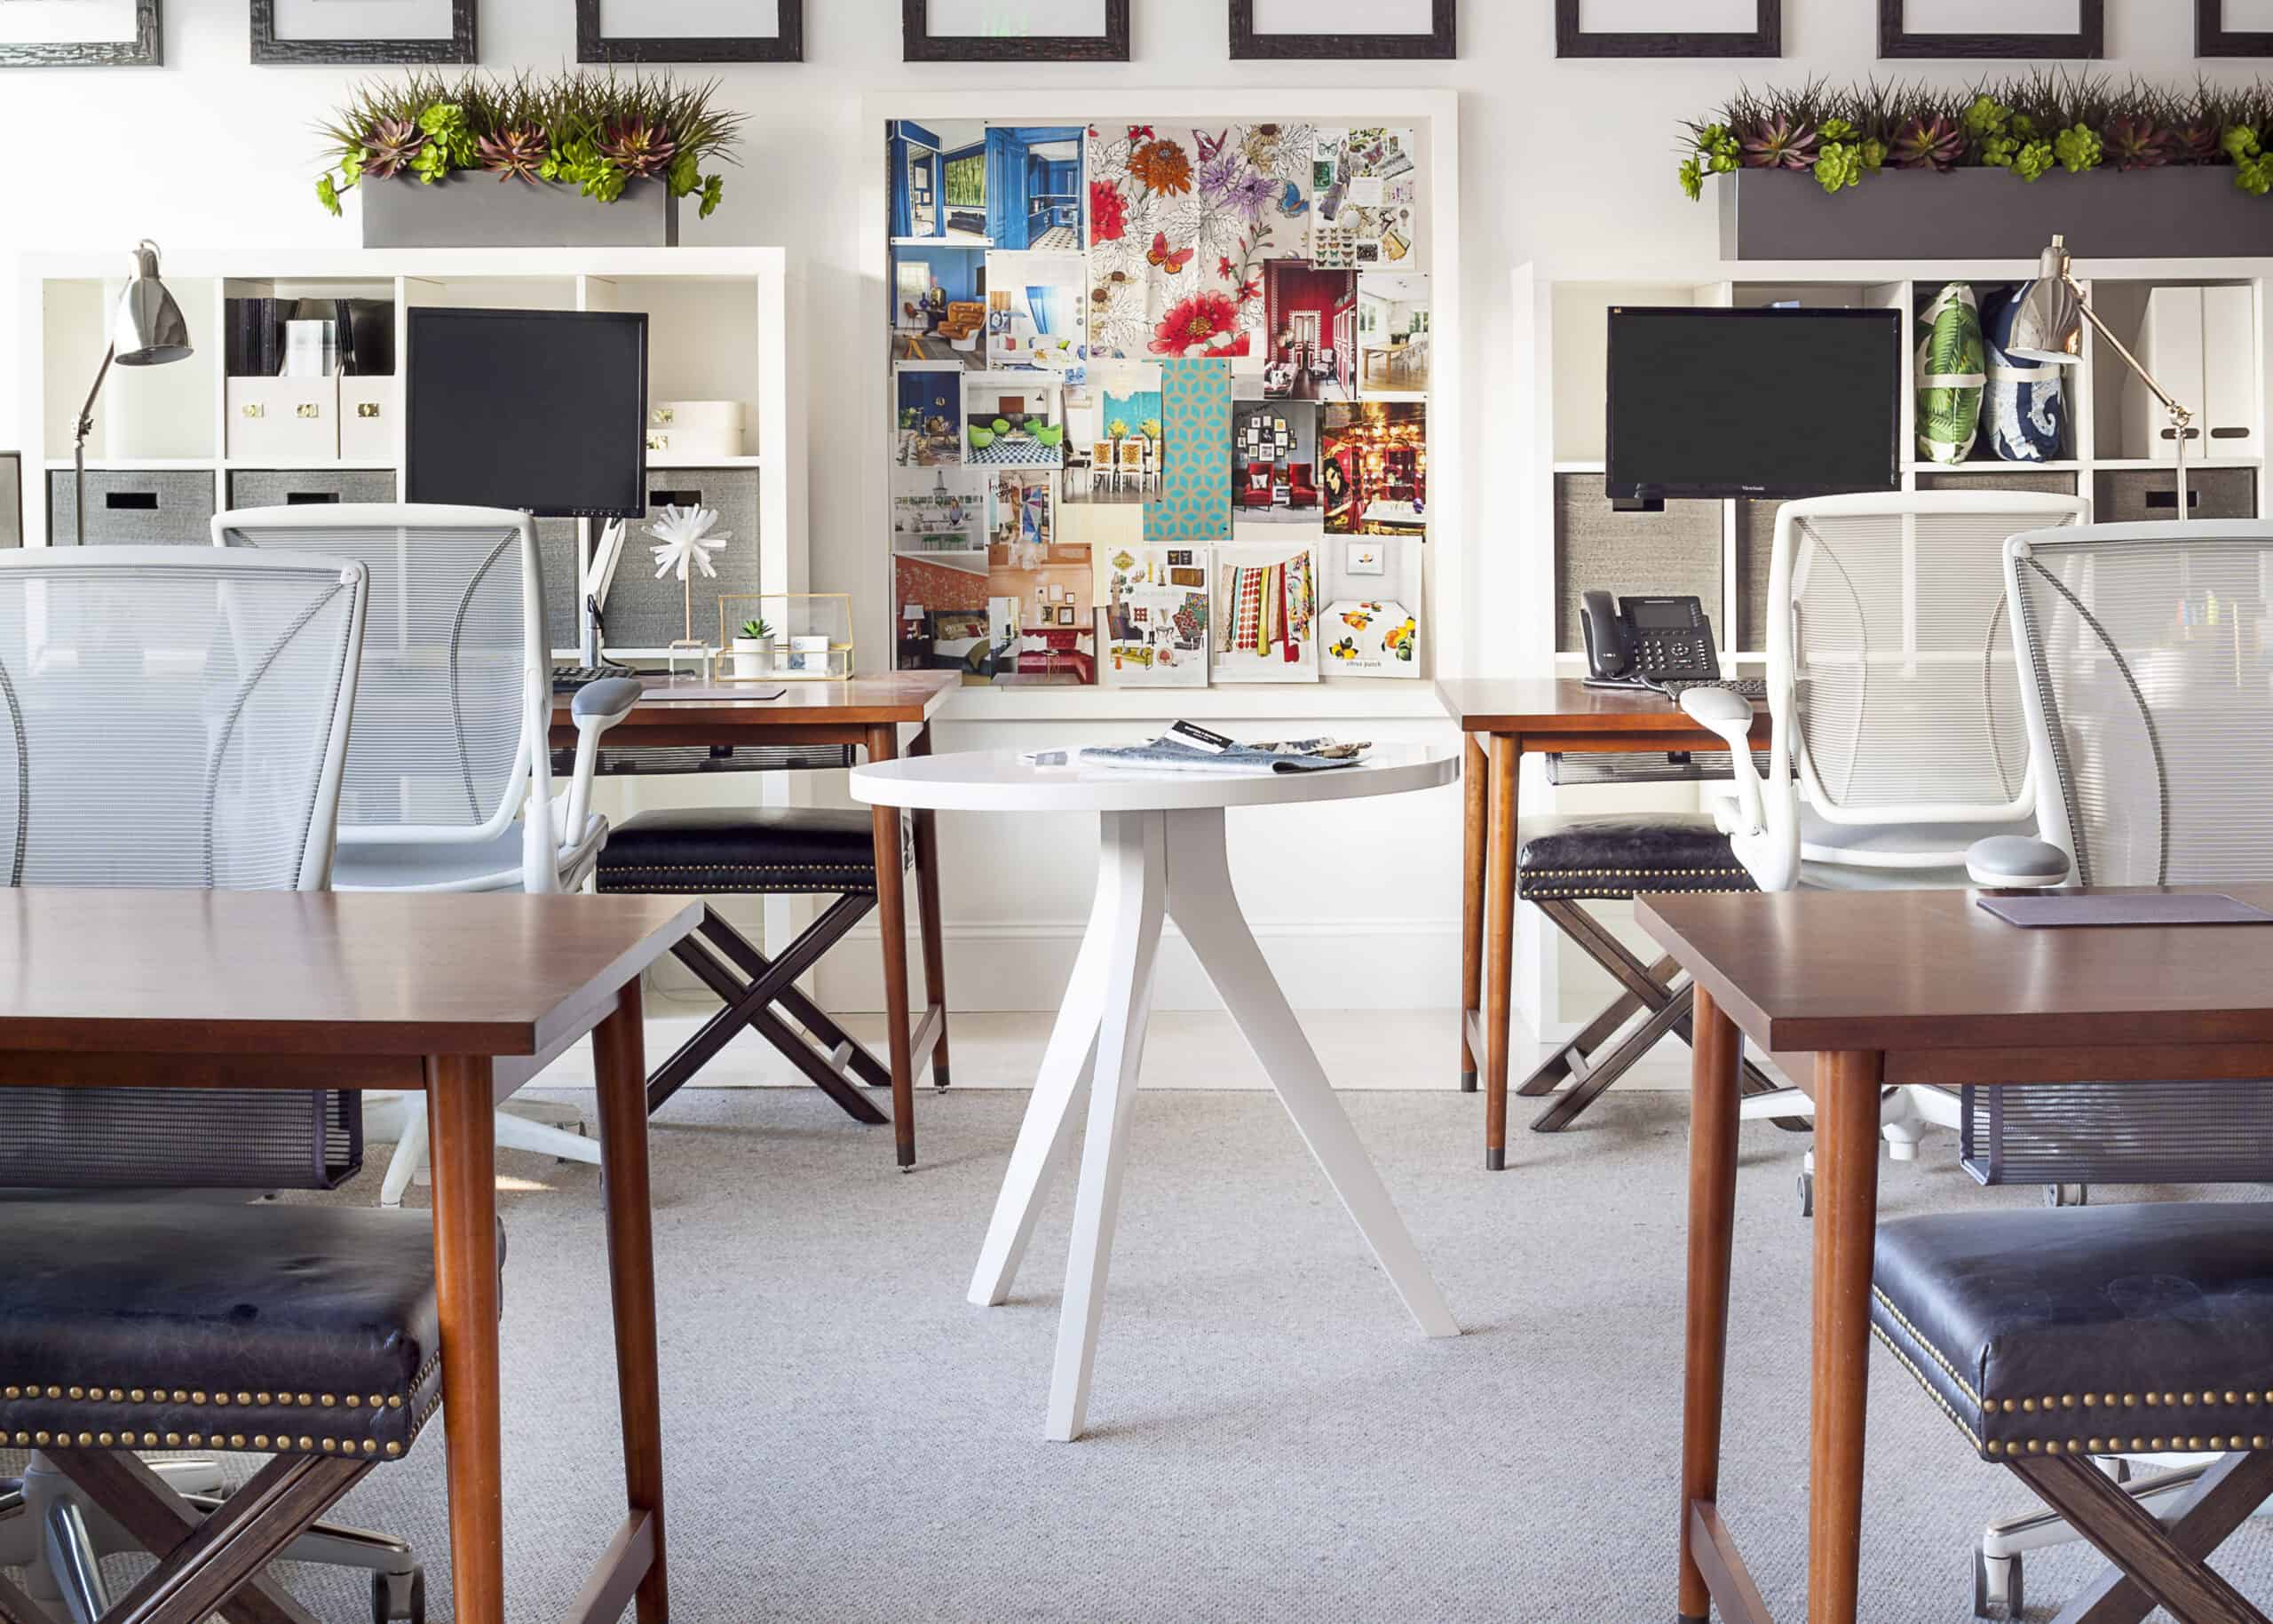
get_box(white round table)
[851,745,1462,1441]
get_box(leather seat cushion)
[1873,1202,2273,1462]
[0,1201,474,1462]
[1517,813,1755,902]
[595,807,881,896]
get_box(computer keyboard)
[1651,677,1769,701]
[551,662,638,694]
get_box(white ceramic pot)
[731,638,774,678]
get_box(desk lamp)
[74,241,193,546]
[2009,234,2197,523]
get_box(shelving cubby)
[18,248,801,662]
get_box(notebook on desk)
[1978,892,2273,928]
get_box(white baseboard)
[804,917,1460,1013]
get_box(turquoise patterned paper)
[1144,359,1232,541]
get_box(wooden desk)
[551,672,958,1169]
[0,888,700,1624]
[1435,678,1770,1169]
[1637,885,2273,1624]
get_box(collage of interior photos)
[887,118,1431,687]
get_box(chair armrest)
[1966,836,2071,890]
[571,677,643,731]
[1679,688,1765,837]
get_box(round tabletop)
[850,744,1458,813]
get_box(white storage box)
[647,400,745,460]
[339,376,397,463]
[227,376,338,463]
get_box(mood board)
[887,117,1434,687]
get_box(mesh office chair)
[0,548,436,1623]
[1682,490,2089,1207]
[214,504,638,1207]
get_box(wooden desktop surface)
[551,671,958,733]
[1435,677,1766,738]
[0,889,699,1064]
[1640,884,2273,1076]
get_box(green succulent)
[1816,142,1866,194]
[1961,94,2011,139]
[2054,123,2103,172]
[700,174,725,218]
[316,173,341,217]
[2238,154,2273,195]
[1678,155,1705,201]
[2015,139,2057,182]
[2224,123,2262,162]
[740,618,774,640]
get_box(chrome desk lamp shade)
[74,240,194,545]
[2007,234,2197,521]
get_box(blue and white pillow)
[1979,285,2068,463]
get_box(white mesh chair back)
[213,503,549,849]
[2007,519,2273,888]
[1770,491,2090,828]
[1966,518,2273,1189]
[0,547,369,1189]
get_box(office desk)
[0,888,699,1624]
[1638,884,2273,1624]
[550,672,957,1168]
[1435,678,1770,1169]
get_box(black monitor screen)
[1606,306,1900,502]
[406,308,648,519]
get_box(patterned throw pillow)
[1915,282,1985,466]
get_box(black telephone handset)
[1580,590,1722,688]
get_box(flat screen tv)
[406,308,648,519]
[1606,306,1901,503]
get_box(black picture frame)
[1555,0,1778,58]
[0,0,161,67]
[2199,0,2273,55]
[1232,0,1454,59]
[902,0,1129,61]
[250,0,475,65]
[1879,0,2102,59]
[578,0,803,63]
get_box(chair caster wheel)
[2046,1183,2088,1208]
[373,1566,426,1624]
[1797,1170,1814,1219]
[1972,1549,2019,1620]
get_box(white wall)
[2,0,2254,1018]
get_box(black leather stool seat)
[596,807,882,896]
[1873,1203,2273,1463]
[0,1201,460,1462]
[1517,812,1756,902]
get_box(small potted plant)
[732,616,775,677]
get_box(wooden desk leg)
[1483,734,1520,1171]
[1458,732,1486,1093]
[1810,1050,1886,1624]
[908,723,953,1090]
[595,978,669,1624]
[426,1055,504,1624]
[1678,988,1743,1624]
[867,724,918,1170]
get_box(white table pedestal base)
[967,805,1461,1442]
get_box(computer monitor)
[405,308,648,519]
[1605,306,1902,504]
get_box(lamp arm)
[2067,275,2193,428]
[75,345,116,442]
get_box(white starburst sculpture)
[646,504,732,582]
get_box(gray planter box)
[360,175,679,250]
[1719,167,2273,262]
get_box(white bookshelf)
[17,247,804,660]
[1514,257,2272,673]
[1504,253,2273,1048]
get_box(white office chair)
[0,547,436,1620]
[214,503,639,1207]
[1682,490,2090,1205]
